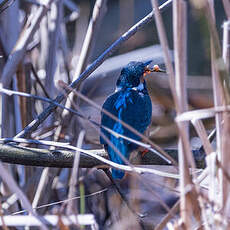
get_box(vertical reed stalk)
[173,1,193,227]
[222,21,230,72]
[208,0,224,208]
[67,130,85,215]
[152,0,200,226]
[221,19,230,214]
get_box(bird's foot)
[140,148,149,157]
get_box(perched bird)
[100,61,165,179]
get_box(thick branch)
[0,144,205,168]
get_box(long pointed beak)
[151,65,166,73]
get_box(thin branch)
[66,130,85,215]
[15,0,173,138]
[0,0,15,14]
[155,200,180,230]
[12,188,108,215]
[0,161,49,230]
[30,63,51,99]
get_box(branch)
[0,143,205,169]
[15,0,173,138]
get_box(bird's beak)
[144,64,166,74]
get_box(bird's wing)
[121,91,152,141]
[100,92,119,145]
[100,90,152,144]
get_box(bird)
[100,61,165,179]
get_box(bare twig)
[13,188,108,215]
[150,0,177,109]
[102,169,146,229]
[152,0,200,226]
[0,0,15,14]
[32,167,50,210]
[222,20,230,73]
[191,119,214,155]
[172,1,196,227]
[0,162,49,230]
[155,200,180,230]
[66,130,85,215]
[31,63,51,99]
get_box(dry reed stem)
[150,0,177,109]
[0,162,49,230]
[66,130,85,215]
[208,0,225,209]
[221,106,230,209]
[0,201,9,230]
[152,0,200,226]
[222,20,230,71]
[173,1,198,226]
[221,19,230,210]
[32,167,50,210]
[191,119,214,155]
[222,0,230,19]
[155,200,180,230]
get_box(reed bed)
[0,0,229,229]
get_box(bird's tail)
[108,135,128,179]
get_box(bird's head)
[116,61,165,89]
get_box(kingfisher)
[100,61,165,179]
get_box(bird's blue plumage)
[100,61,152,179]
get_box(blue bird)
[100,61,165,179]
